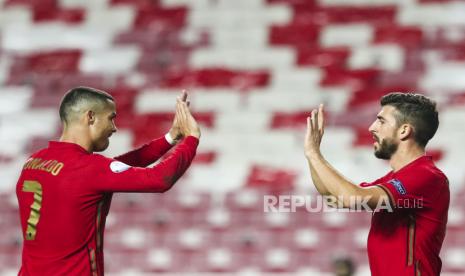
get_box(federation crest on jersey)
[388,179,407,195]
[110,161,131,173]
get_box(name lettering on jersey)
[388,179,407,195]
[23,158,64,176]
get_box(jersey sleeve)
[376,170,445,209]
[89,136,198,193]
[113,136,173,167]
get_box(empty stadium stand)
[1,0,465,275]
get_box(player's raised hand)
[169,90,186,141]
[304,104,325,157]
[172,90,201,139]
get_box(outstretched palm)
[304,104,325,157]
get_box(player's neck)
[389,143,425,172]
[60,126,93,153]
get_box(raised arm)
[114,135,174,167]
[304,104,388,209]
[92,93,201,193]
[113,90,193,167]
[91,136,197,193]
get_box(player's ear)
[398,124,413,141]
[86,110,96,125]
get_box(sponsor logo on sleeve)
[110,161,131,173]
[388,179,407,195]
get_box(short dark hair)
[59,86,114,124]
[380,92,438,147]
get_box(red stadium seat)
[320,68,381,89]
[110,0,161,9]
[296,46,350,68]
[4,0,56,9]
[294,6,397,25]
[270,111,307,129]
[160,68,270,89]
[374,26,424,49]
[267,0,317,6]
[192,151,217,165]
[269,23,320,47]
[245,165,297,191]
[448,92,465,106]
[347,87,415,109]
[106,86,137,128]
[33,7,84,23]
[10,50,82,74]
[134,7,188,29]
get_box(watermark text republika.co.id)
[263,195,423,213]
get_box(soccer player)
[304,93,449,276]
[16,87,200,275]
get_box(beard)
[374,137,398,160]
[93,137,110,152]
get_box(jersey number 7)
[22,180,43,241]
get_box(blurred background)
[1,0,465,275]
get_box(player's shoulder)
[29,147,48,158]
[393,157,447,190]
[402,156,445,178]
[410,162,449,192]
[427,165,449,190]
[361,171,393,187]
[420,157,448,185]
[22,147,48,165]
[87,153,132,173]
[420,160,450,203]
[87,153,114,165]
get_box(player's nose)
[368,121,376,133]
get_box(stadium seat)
[1,0,465,274]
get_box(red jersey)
[360,156,449,276]
[16,136,198,276]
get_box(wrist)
[189,133,201,139]
[165,132,178,145]
[305,149,322,160]
[188,130,201,139]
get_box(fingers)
[176,90,188,104]
[184,103,195,123]
[311,109,318,132]
[176,90,190,123]
[305,104,325,156]
[179,100,188,121]
[318,104,325,134]
[307,111,314,133]
[308,105,324,130]
[174,89,200,138]
[180,89,188,102]
[175,102,183,127]
[174,96,182,120]
[174,89,189,123]
[306,116,312,138]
